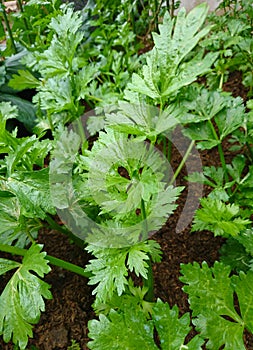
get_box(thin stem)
[75,117,87,146]
[45,214,85,249]
[47,112,54,132]
[246,142,253,163]
[16,0,31,45]
[219,73,224,90]
[141,198,148,240]
[0,243,91,278]
[0,1,17,53]
[208,120,231,195]
[169,140,195,185]
[140,199,154,302]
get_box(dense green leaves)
[88,299,203,350]
[191,197,251,237]
[0,195,41,247]
[0,244,52,350]
[85,240,162,303]
[180,261,253,349]
[126,4,216,105]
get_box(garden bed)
[0,1,253,349]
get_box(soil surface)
[1,71,253,350]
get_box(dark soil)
[1,71,253,350]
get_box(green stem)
[208,120,230,191]
[219,73,224,90]
[16,0,31,45]
[169,140,195,185]
[45,215,85,249]
[140,199,154,302]
[0,1,17,53]
[246,142,253,163]
[75,117,87,146]
[47,112,54,132]
[0,244,91,278]
[141,198,148,240]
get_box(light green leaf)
[84,245,129,303]
[8,70,40,91]
[6,135,37,176]
[106,101,181,140]
[126,4,214,103]
[6,168,56,219]
[0,259,20,275]
[88,298,203,350]
[88,309,156,350]
[0,195,41,248]
[0,244,52,350]
[180,262,253,349]
[153,300,204,349]
[191,197,251,237]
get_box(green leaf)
[0,244,52,350]
[88,298,204,350]
[106,101,181,140]
[180,261,253,349]
[126,4,214,103]
[0,94,36,132]
[0,258,20,275]
[6,168,56,219]
[6,135,37,176]
[84,245,129,303]
[236,228,253,256]
[215,96,245,140]
[88,309,156,350]
[220,238,252,273]
[153,300,204,350]
[0,195,41,248]
[181,88,230,124]
[85,240,162,303]
[182,121,219,150]
[191,197,251,237]
[8,70,40,91]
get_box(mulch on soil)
[0,71,253,350]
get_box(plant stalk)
[208,119,231,194]
[16,0,31,45]
[0,1,17,53]
[0,243,91,278]
[141,198,154,302]
[169,140,195,185]
[45,214,85,249]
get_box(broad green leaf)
[106,101,181,140]
[84,245,129,303]
[6,135,37,176]
[6,168,56,219]
[88,298,204,350]
[85,240,162,303]
[191,197,251,237]
[8,70,40,91]
[0,244,52,350]
[88,309,156,350]
[215,96,245,140]
[49,6,83,36]
[180,262,253,349]
[183,121,219,150]
[0,259,20,275]
[236,228,253,256]
[126,4,214,103]
[0,94,36,132]
[33,77,74,114]
[0,196,41,247]
[181,88,230,123]
[219,238,252,273]
[153,300,204,349]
